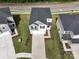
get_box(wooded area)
[0,0,76,3]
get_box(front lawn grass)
[12,14,32,53]
[45,14,74,59]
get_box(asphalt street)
[0,2,79,13]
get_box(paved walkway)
[16,53,32,58]
[71,44,79,59]
[32,34,46,59]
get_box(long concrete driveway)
[0,31,16,59]
[71,44,79,59]
[32,34,46,59]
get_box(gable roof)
[59,14,79,35]
[0,7,11,24]
[29,8,52,25]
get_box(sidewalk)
[16,53,32,58]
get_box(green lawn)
[45,14,74,59]
[12,14,74,59]
[12,14,32,53]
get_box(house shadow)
[13,15,21,27]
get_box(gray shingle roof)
[0,7,11,24]
[0,17,8,24]
[59,14,79,35]
[0,7,11,16]
[29,8,52,25]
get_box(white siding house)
[29,21,47,34]
[0,7,16,35]
[57,14,79,51]
[29,8,52,34]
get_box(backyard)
[12,14,74,59]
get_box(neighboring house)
[0,7,16,35]
[29,8,52,34]
[56,14,79,51]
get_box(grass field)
[12,14,32,53]
[12,14,74,59]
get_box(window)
[40,26,45,29]
[31,26,33,29]
[31,26,38,30]
[43,26,45,28]
[40,26,42,29]
[47,25,49,28]
[8,20,12,23]
[3,27,5,29]
[35,26,37,30]
[13,24,15,27]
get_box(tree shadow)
[13,15,21,27]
